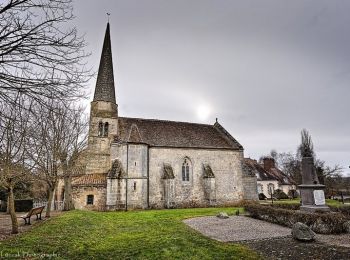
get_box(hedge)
[245,204,348,234]
[271,203,301,211]
[273,189,289,200]
[329,205,350,218]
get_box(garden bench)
[18,206,45,225]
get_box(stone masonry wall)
[86,101,118,175]
[242,175,258,200]
[148,147,244,208]
[110,143,148,209]
[72,186,106,211]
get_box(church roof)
[117,117,243,150]
[93,23,116,103]
[72,174,106,187]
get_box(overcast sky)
[73,0,350,175]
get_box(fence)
[33,200,64,211]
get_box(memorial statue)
[298,129,330,212]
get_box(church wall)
[242,174,259,200]
[110,143,148,209]
[72,186,106,211]
[148,147,244,208]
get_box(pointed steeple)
[93,23,116,103]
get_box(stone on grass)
[343,221,350,233]
[291,222,316,241]
[216,212,229,219]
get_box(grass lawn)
[0,208,260,260]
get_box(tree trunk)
[8,187,19,234]
[63,175,74,211]
[6,195,10,214]
[46,186,55,218]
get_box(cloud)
[74,0,350,173]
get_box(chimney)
[263,157,275,171]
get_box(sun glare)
[196,104,211,121]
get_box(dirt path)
[0,211,62,241]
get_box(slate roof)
[93,23,116,103]
[244,158,273,181]
[72,174,107,187]
[116,117,243,150]
[243,158,295,185]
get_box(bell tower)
[86,22,118,174]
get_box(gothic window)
[182,158,190,181]
[104,122,109,137]
[87,194,94,205]
[98,122,103,137]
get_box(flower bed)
[245,204,349,234]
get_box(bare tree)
[0,0,91,108]
[28,101,87,216]
[298,129,314,158]
[0,98,33,234]
[59,107,87,211]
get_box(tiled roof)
[243,158,295,185]
[269,167,296,185]
[244,158,274,181]
[116,117,243,150]
[72,174,106,187]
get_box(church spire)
[93,22,116,103]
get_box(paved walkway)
[184,215,291,242]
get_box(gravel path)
[184,215,350,260]
[184,216,291,242]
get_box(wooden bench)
[18,206,45,225]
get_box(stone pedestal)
[299,157,329,212]
[299,184,330,212]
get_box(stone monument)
[298,130,329,212]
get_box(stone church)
[68,23,257,210]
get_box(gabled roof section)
[243,158,296,185]
[128,124,143,143]
[214,121,243,150]
[163,164,175,179]
[244,158,275,181]
[107,159,125,178]
[116,117,243,150]
[93,23,116,103]
[203,164,215,178]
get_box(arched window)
[182,158,190,181]
[268,183,275,195]
[103,122,109,137]
[98,122,103,137]
[257,184,263,194]
[87,194,94,205]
